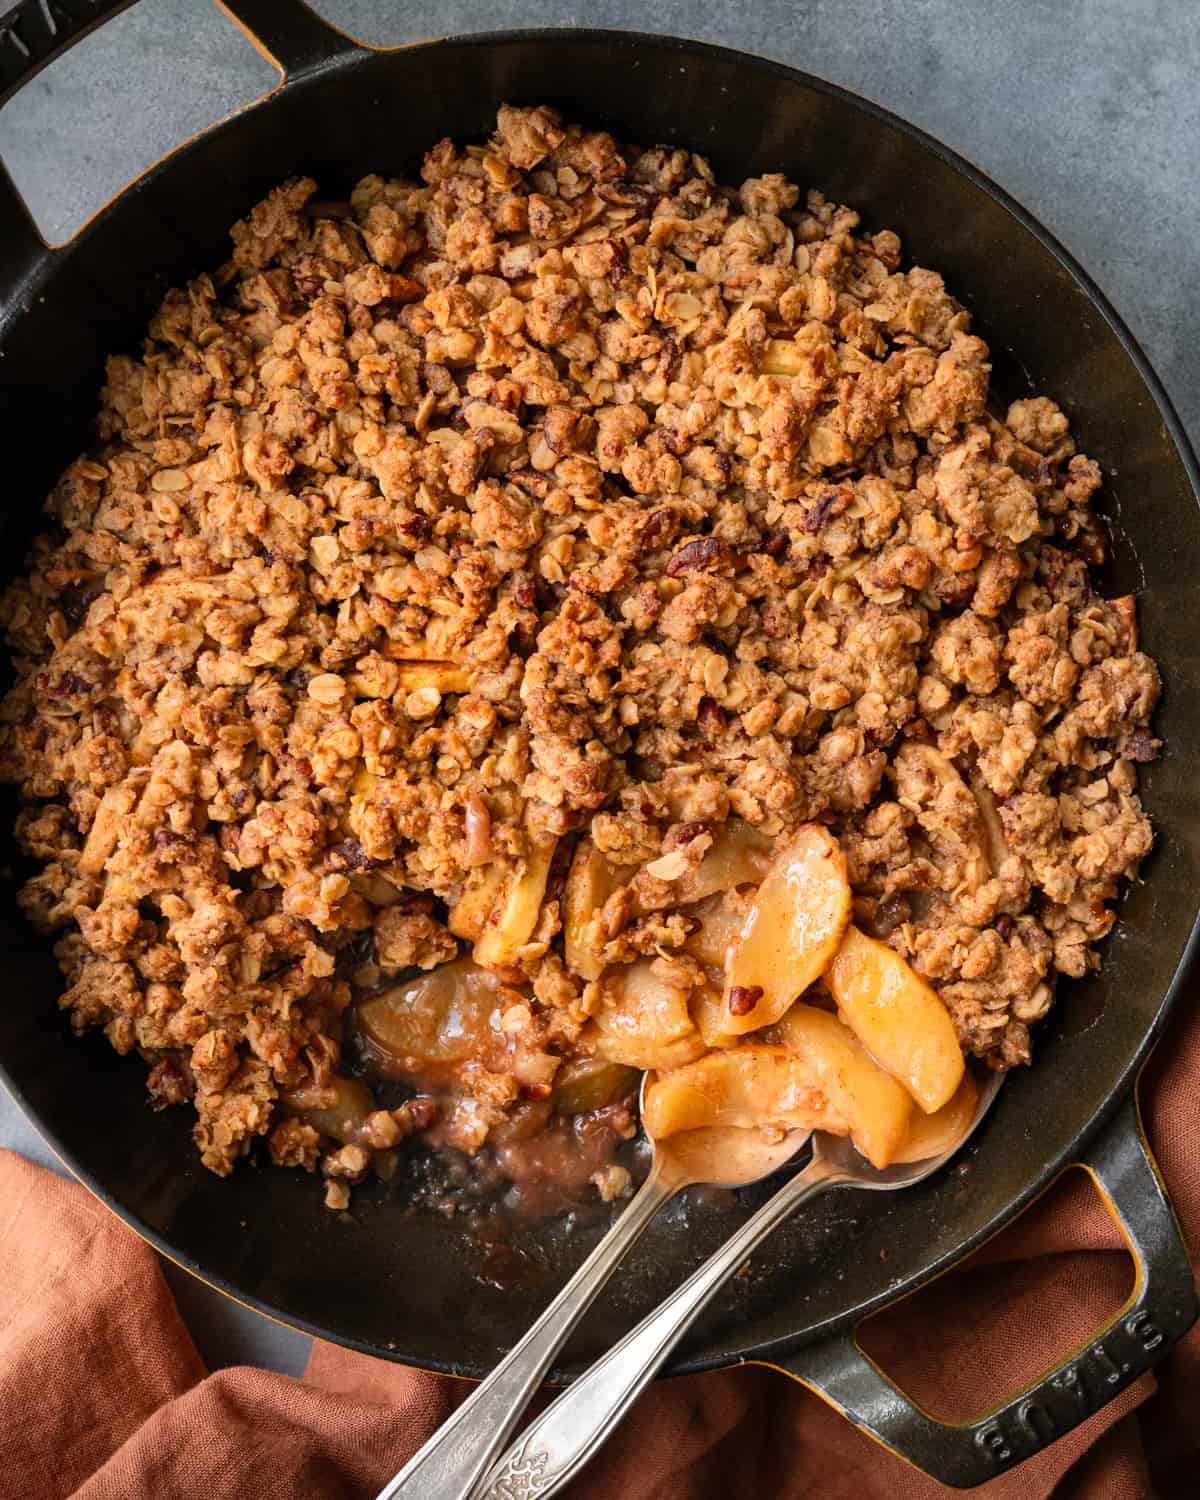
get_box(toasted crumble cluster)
[0,105,1158,1194]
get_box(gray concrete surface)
[0,0,1197,1378]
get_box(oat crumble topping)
[0,106,1158,1199]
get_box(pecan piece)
[804,490,842,533]
[399,513,432,544]
[697,699,726,736]
[665,537,727,576]
[641,508,675,547]
[1122,729,1160,763]
[327,840,383,873]
[664,820,711,850]
[543,405,588,454]
[655,426,689,457]
[605,238,628,286]
[728,985,764,1017]
[597,180,656,210]
[509,470,552,499]
[401,1097,440,1132]
[659,335,681,380]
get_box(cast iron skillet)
[1,1,1198,1487]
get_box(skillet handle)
[770,1096,1196,1490]
[0,0,363,294]
[0,0,363,104]
[215,0,365,79]
[0,0,139,108]
[0,160,43,312]
[0,0,363,106]
[0,0,142,290]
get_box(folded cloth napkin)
[2,992,1197,1500]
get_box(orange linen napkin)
[2,989,1198,1500]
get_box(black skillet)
[1,2,1198,1487]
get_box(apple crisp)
[0,105,1159,1207]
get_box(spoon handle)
[374,1164,678,1500]
[478,1155,844,1500]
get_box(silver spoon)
[374,1081,810,1500]
[479,1070,1004,1500]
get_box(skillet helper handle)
[215,0,365,79]
[375,1166,678,1500]
[0,0,360,305]
[0,0,139,107]
[0,157,41,313]
[0,0,139,300]
[0,0,362,104]
[777,1096,1197,1490]
[0,0,144,293]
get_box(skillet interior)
[1,28,1197,1380]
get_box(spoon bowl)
[637,1071,811,1191]
[807,1069,1003,1188]
[650,1122,808,1188]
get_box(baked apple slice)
[720,823,851,1034]
[448,864,508,943]
[562,839,619,982]
[641,1046,846,1138]
[826,925,964,1113]
[281,1075,376,1144]
[449,838,557,969]
[475,840,556,968]
[776,1003,912,1169]
[391,661,472,694]
[593,959,692,1041]
[891,1071,978,1163]
[585,1029,708,1071]
[357,958,503,1064]
[671,820,772,904]
[551,1059,639,1115]
[685,891,750,971]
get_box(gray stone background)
[0,0,1196,1378]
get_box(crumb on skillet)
[0,105,1158,1203]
